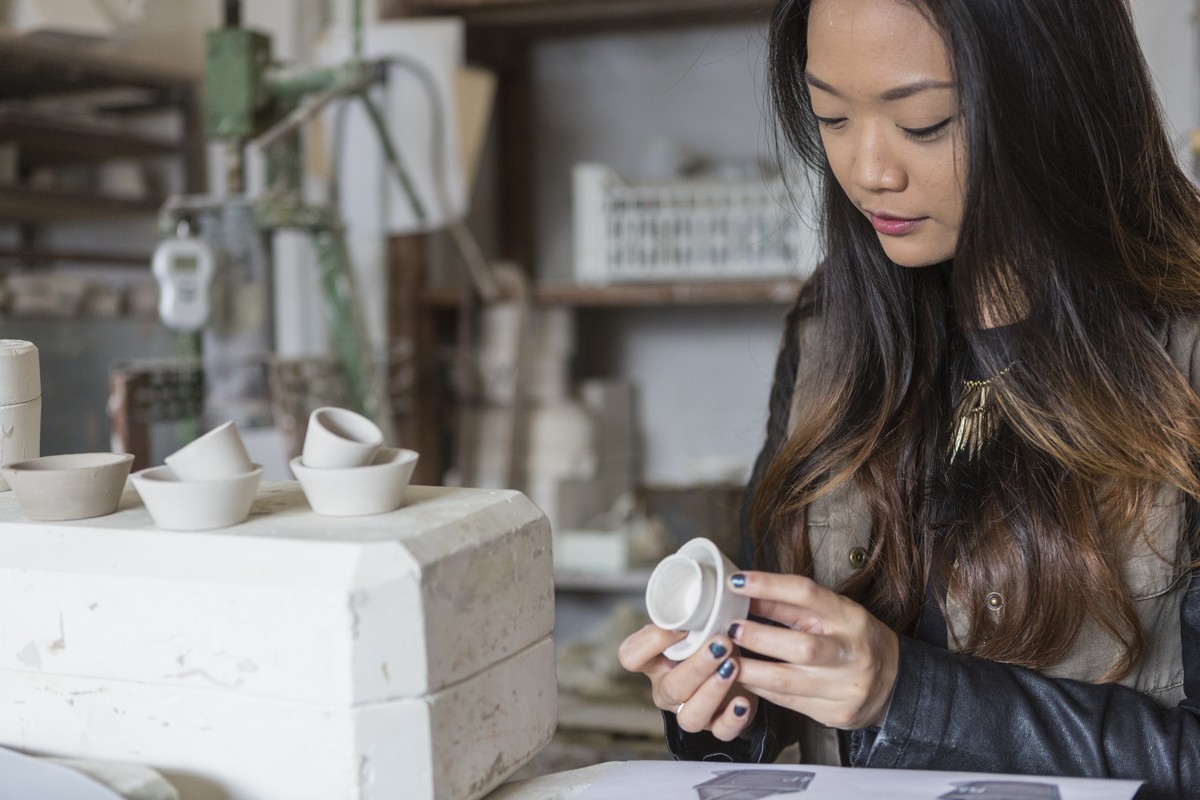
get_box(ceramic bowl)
[645,537,751,661]
[1,452,134,521]
[132,464,263,531]
[290,448,418,517]
[301,407,383,469]
[164,420,253,481]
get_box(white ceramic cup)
[164,420,254,481]
[645,537,751,661]
[302,407,383,469]
[645,554,717,631]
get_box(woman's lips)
[869,214,926,235]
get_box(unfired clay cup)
[1,452,134,521]
[131,464,263,531]
[164,420,253,481]
[646,554,716,631]
[301,407,383,469]
[645,537,751,661]
[291,447,418,516]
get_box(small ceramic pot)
[644,537,751,661]
[645,553,716,631]
[132,464,263,531]
[164,420,253,481]
[291,448,418,516]
[0,339,41,492]
[301,407,384,469]
[1,452,134,521]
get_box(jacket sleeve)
[857,563,1200,800]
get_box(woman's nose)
[850,124,907,193]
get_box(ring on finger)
[675,701,686,716]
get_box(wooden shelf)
[0,110,177,164]
[0,30,194,101]
[386,0,774,31]
[0,186,161,222]
[0,246,152,267]
[424,278,803,308]
[554,569,652,592]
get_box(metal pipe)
[353,0,364,62]
[224,0,241,28]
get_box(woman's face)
[807,0,965,267]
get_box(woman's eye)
[814,115,847,130]
[901,117,953,142]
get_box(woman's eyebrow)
[805,72,954,101]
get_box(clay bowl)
[290,448,419,517]
[131,464,263,531]
[0,452,135,521]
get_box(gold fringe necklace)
[949,365,1011,461]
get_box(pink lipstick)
[869,214,926,235]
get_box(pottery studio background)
[0,0,1196,783]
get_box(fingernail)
[718,658,735,680]
[730,574,746,588]
[733,704,748,718]
[709,642,727,658]
[727,622,741,640]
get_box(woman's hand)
[618,625,758,741]
[726,571,899,730]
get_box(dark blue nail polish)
[730,574,746,588]
[733,704,748,718]
[718,658,735,680]
[727,622,741,640]
[709,642,727,658]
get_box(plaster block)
[0,636,558,800]
[0,484,554,705]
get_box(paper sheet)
[573,761,1142,800]
[0,747,125,800]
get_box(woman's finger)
[659,636,736,711]
[745,598,826,634]
[675,654,740,733]
[618,624,688,674]
[709,692,758,743]
[728,571,842,625]
[729,619,842,666]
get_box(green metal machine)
[156,0,430,430]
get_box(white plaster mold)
[0,483,556,799]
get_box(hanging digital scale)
[152,233,215,332]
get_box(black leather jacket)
[662,297,1200,800]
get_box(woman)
[618,0,1200,796]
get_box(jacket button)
[848,546,868,569]
[986,592,1004,611]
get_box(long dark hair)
[754,0,1200,680]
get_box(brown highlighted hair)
[756,0,1200,680]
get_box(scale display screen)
[172,255,199,273]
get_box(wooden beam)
[387,233,444,485]
[385,0,774,31]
